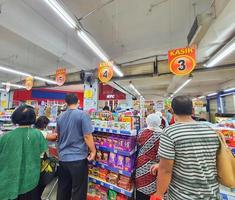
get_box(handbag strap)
[215,130,229,149]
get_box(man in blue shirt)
[57,94,96,200]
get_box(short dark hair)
[11,104,36,125]
[35,116,50,130]
[172,96,193,115]
[65,93,78,105]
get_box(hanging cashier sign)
[98,61,114,83]
[168,46,196,75]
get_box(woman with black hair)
[35,116,57,141]
[0,105,48,200]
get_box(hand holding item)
[150,164,159,175]
[87,151,96,161]
[46,133,58,141]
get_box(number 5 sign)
[168,47,196,75]
[98,62,114,83]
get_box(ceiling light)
[77,30,124,77]
[34,76,58,85]
[129,82,141,96]
[207,92,218,97]
[206,37,235,68]
[198,96,205,99]
[224,87,235,92]
[2,82,26,89]
[43,0,77,28]
[77,31,109,61]
[0,65,32,77]
[172,78,192,96]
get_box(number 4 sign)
[98,62,114,83]
[168,47,196,75]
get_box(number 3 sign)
[168,47,196,75]
[98,62,114,83]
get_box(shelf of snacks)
[88,182,128,200]
[89,111,138,199]
[88,176,134,198]
[91,160,133,178]
[96,145,137,157]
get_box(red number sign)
[168,47,196,75]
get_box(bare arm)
[84,133,96,161]
[152,158,174,199]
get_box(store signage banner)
[168,47,196,75]
[25,76,34,91]
[98,62,113,83]
[56,68,66,86]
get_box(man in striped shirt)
[151,96,220,200]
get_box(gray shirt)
[57,109,93,162]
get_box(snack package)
[117,194,128,200]
[99,168,109,181]
[101,152,109,164]
[113,137,118,149]
[124,157,133,172]
[107,137,113,148]
[108,190,117,200]
[117,137,125,151]
[100,187,108,200]
[118,179,132,191]
[96,151,102,162]
[107,173,119,185]
[108,153,117,167]
[115,155,125,170]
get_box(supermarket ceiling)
[0,0,234,99]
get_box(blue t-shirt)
[57,109,93,161]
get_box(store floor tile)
[42,178,58,200]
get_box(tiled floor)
[42,179,58,200]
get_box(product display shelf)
[92,161,133,177]
[88,176,134,198]
[96,145,137,157]
[94,127,137,136]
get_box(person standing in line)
[56,94,96,200]
[135,113,162,200]
[150,96,220,200]
[0,105,48,200]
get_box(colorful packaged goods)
[106,172,119,185]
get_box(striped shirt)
[159,123,221,200]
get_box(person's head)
[35,116,50,130]
[171,96,193,116]
[11,104,36,126]
[146,113,162,131]
[65,93,78,108]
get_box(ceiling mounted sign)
[168,47,196,75]
[98,62,114,83]
[56,68,66,86]
[25,76,34,91]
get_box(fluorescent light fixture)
[43,0,77,28]
[173,79,192,96]
[130,83,141,96]
[206,37,235,68]
[77,30,124,77]
[2,82,26,89]
[198,96,205,99]
[207,92,218,97]
[77,31,109,61]
[34,76,58,85]
[0,65,32,77]
[113,65,124,77]
[224,87,235,92]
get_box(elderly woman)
[135,113,163,200]
[0,105,48,200]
